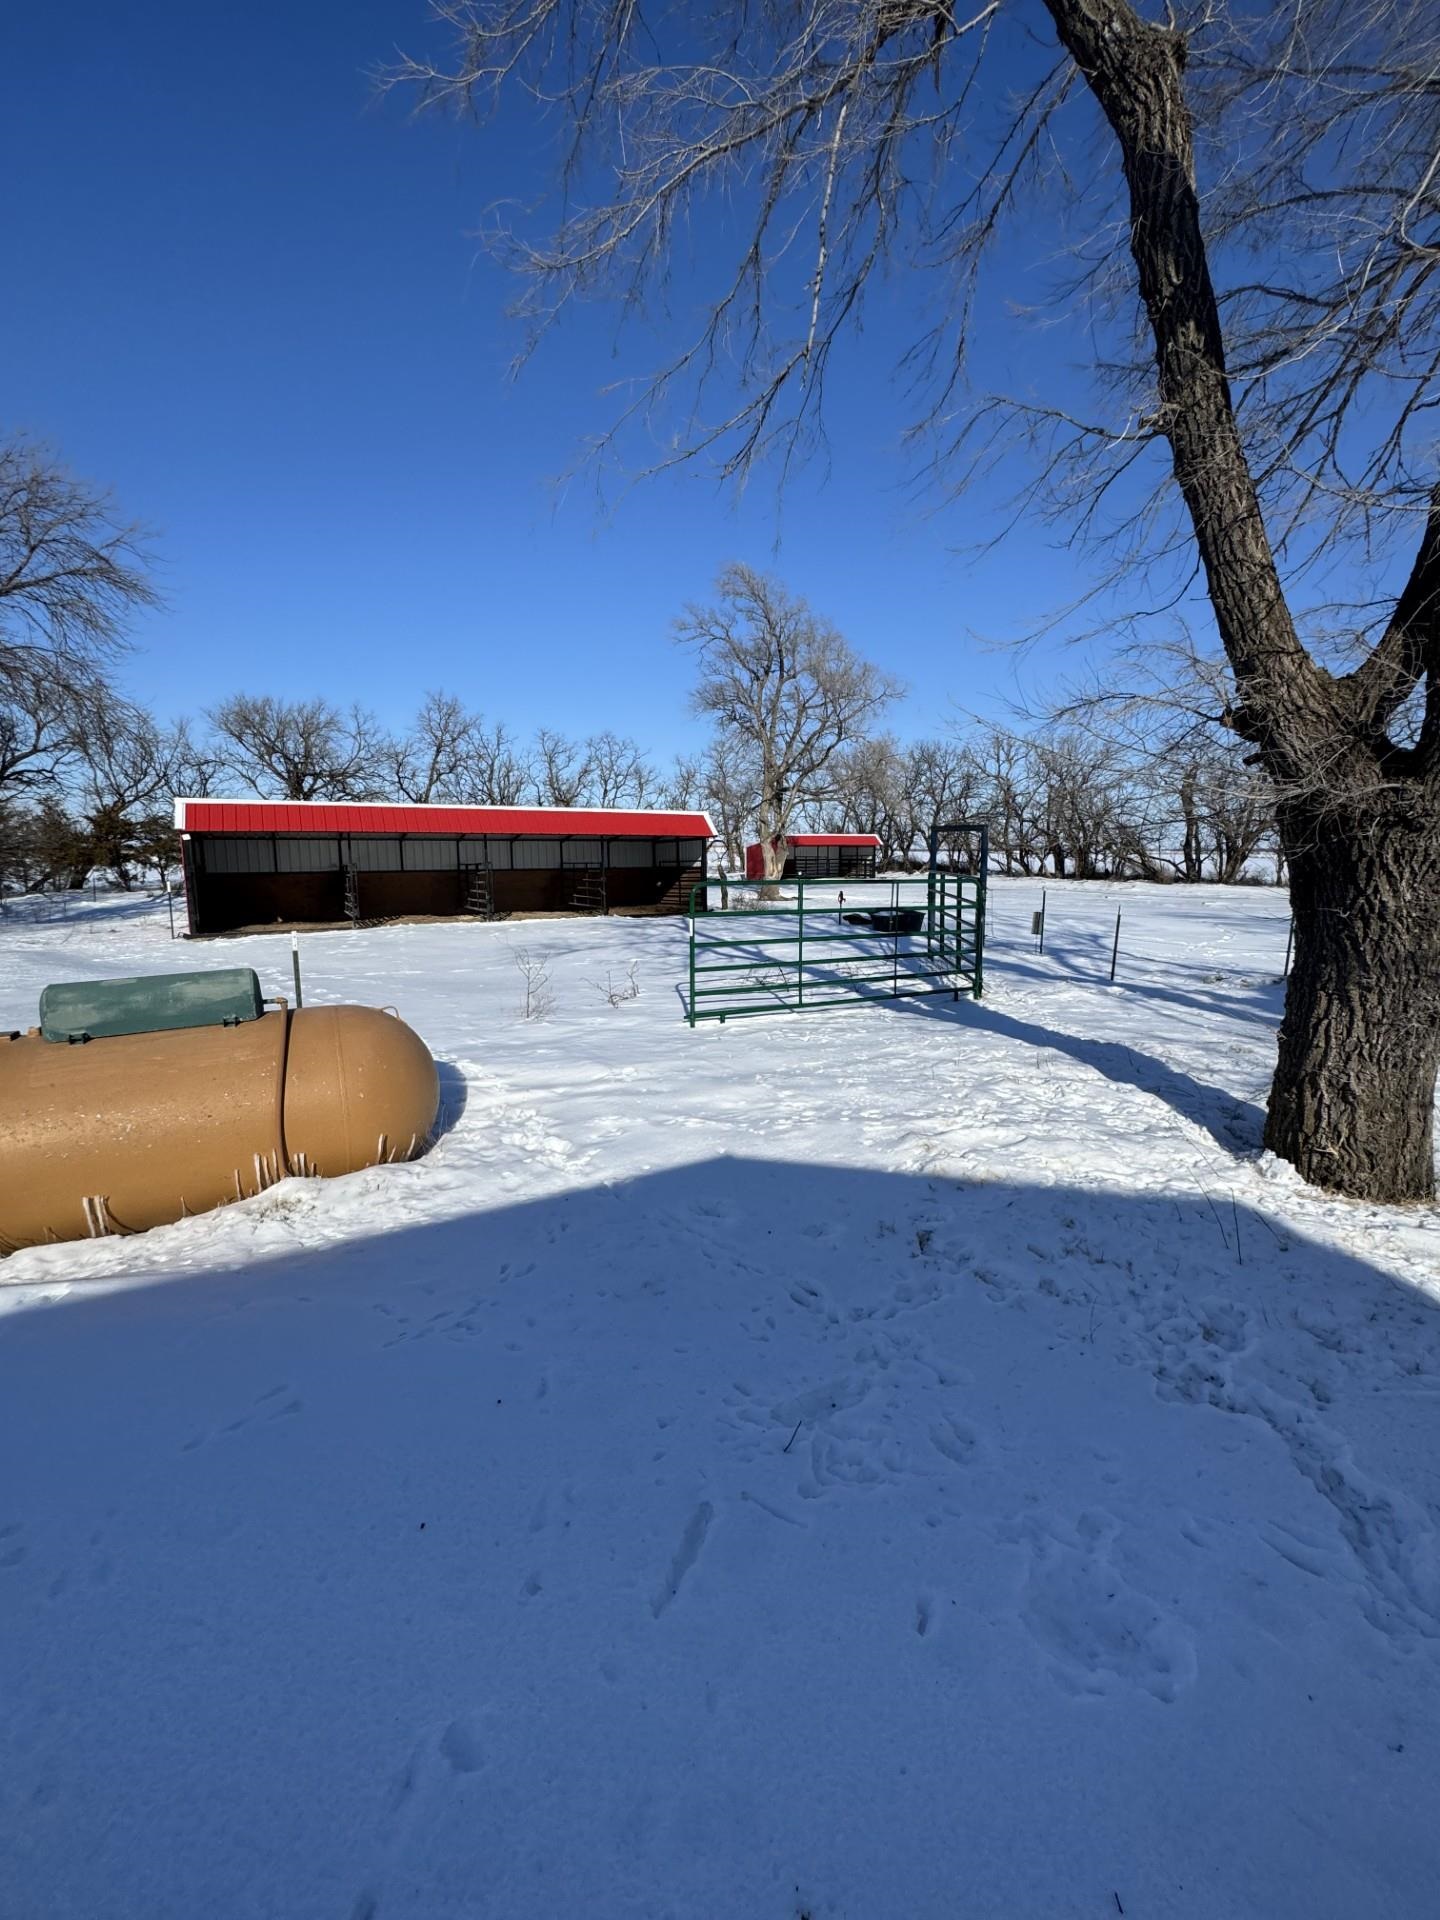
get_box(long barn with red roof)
[174,798,714,935]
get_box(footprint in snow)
[182,1386,302,1451]
[1007,1509,1196,1704]
[350,1715,489,1918]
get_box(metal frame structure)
[685,821,988,1026]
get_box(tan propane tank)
[0,1006,439,1253]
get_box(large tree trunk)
[1267,810,1440,1202]
[1044,0,1439,1202]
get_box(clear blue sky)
[2,0,1115,764]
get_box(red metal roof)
[174,799,715,839]
[751,833,881,848]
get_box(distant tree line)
[0,440,1276,896]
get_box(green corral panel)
[40,968,265,1043]
[685,869,985,1025]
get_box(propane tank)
[0,1004,439,1253]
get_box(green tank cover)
[39,968,265,1043]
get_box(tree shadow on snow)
[883,991,1268,1154]
[3,1160,1440,1918]
[994,938,1286,1033]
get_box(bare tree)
[0,435,157,685]
[676,564,899,879]
[0,437,153,807]
[208,694,387,801]
[512,946,554,1020]
[971,727,1042,876]
[161,716,227,801]
[399,0,1440,1200]
[0,661,86,795]
[71,700,174,888]
[1030,730,1130,881]
[696,742,757,873]
[531,727,592,806]
[1162,744,1274,886]
[905,739,984,871]
[823,734,909,866]
[459,719,533,803]
[660,752,703,812]
[387,690,479,802]
[585,730,656,807]
[1050,635,1282,882]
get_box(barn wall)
[491,869,569,914]
[606,863,705,914]
[786,848,877,879]
[353,872,464,919]
[186,837,707,929]
[193,871,345,932]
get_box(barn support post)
[179,834,201,938]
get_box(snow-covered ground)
[2,879,1438,1919]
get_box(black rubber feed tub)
[841,907,927,935]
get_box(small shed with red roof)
[744,833,881,882]
[174,799,713,935]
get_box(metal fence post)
[797,877,805,1008]
[687,886,698,1027]
[891,875,900,999]
[974,871,986,999]
[1109,906,1121,982]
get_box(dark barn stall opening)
[175,801,714,936]
[744,834,881,882]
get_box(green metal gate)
[685,867,985,1025]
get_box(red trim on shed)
[781,834,881,848]
[174,799,715,839]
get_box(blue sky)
[3,0,1120,764]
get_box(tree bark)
[1268,809,1440,1203]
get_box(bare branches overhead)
[393,1,1052,485]
[0,436,158,680]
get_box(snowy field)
[2,879,1439,1920]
